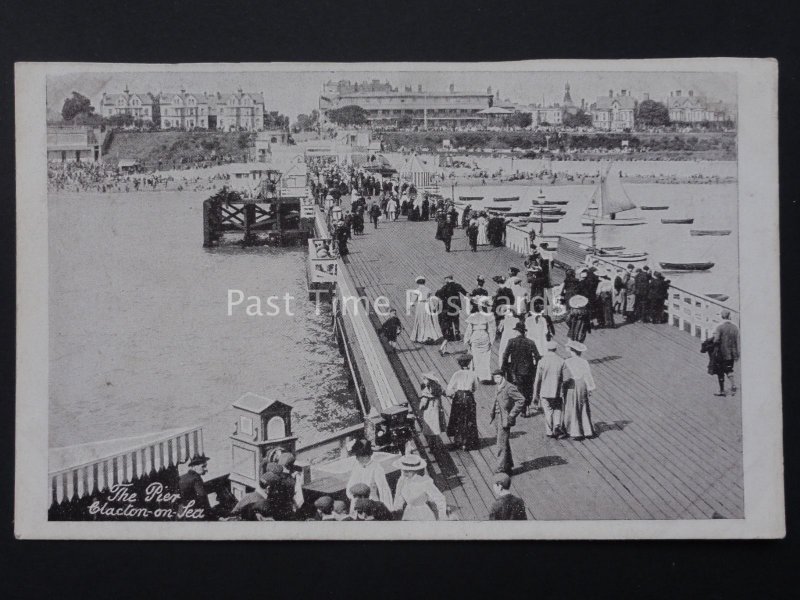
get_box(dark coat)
[178,470,209,510]
[490,381,527,428]
[436,281,468,315]
[713,321,740,361]
[489,494,527,520]
[633,271,650,296]
[501,335,542,378]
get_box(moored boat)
[493,196,520,202]
[659,261,715,271]
[523,215,562,223]
[706,293,730,302]
[492,210,531,218]
[459,196,484,202]
[640,205,669,210]
[530,207,566,216]
[487,205,511,211]
[690,229,731,236]
[581,165,646,226]
[661,218,694,224]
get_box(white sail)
[602,169,637,215]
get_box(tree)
[563,109,592,128]
[396,115,414,129]
[293,109,319,132]
[104,113,134,129]
[326,105,368,127]
[635,99,670,128]
[264,110,290,130]
[61,91,95,122]
[506,112,532,129]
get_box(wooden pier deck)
[342,218,744,520]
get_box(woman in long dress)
[392,454,448,521]
[446,354,480,450]
[463,297,496,382]
[561,340,596,439]
[345,439,393,512]
[596,275,615,328]
[508,269,528,314]
[566,295,592,342]
[497,305,519,362]
[476,212,489,246]
[419,373,444,437]
[410,277,443,344]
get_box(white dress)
[509,276,528,314]
[498,311,519,362]
[393,474,448,520]
[464,310,496,381]
[345,458,393,509]
[525,311,550,355]
[420,390,442,435]
[477,216,489,245]
[410,285,443,343]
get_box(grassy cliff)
[103,131,254,168]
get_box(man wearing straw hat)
[490,369,527,476]
[501,322,542,417]
[533,339,566,439]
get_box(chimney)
[581,98,585,109]
[609,89,613,98]
[621,89,626,96]
[670,91,673,97]
[676,90,681,96]
[689,90,693,97]
[487,86,492,95]
[180,86,186,94]
[449,83,455,93]
[418,84,422,92]
[643,92,650,101]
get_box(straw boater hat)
[569,295,588,309]
[567,340,587,353]
[546,339,558,351]
[395,453,427,471]
[415,276,426,284]
[457,354,473,367]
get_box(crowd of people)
[48,160,231,194]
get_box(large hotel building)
[319,80,493,128]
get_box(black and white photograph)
[14,60,783,539]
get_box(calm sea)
[49,191,361,474]
[455,181,739,307]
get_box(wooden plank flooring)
[342,217,744,520]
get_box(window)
[267,416,286,439]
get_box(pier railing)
[48,425,204,507]
[503,231,739,340]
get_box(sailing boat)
[581,165,646,226]
[535,188,568,206]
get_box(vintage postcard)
[15,59,783,539]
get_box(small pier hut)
[398,153,435,189]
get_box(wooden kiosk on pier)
[202,166,314,247]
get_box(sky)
[47,68,737,121]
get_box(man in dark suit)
[492,277,515,328]
[633,267,650,322]
[469,276,488,313]
[490,369,527,475]
[178,456,212,518]
[489,473,527,520]
[440,217,454,252]
[436,275,469,355]
[501,322,542,416]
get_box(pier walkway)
[342,218,744,520]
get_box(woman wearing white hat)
[497,304,520,362]
[561,340,596,439]
[463,295,497,383]
[392,454,448,521]
[566,294,592,343]
[409,276,443,344]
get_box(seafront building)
[46,124,103,162]
[99,86,156,124]
[157,89,211,129]
[666,90,732,123]
[590,89,637,131]
[211,88,266,132]
[319,79,493,129]
[530,83,584,126]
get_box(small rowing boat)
[706,293,730,302]
[523,215,562,223]
[614,254,648,262]
[487,205,511,212]
[659,261,714,271]
[640,205,669,210]
[493,196,520,202]
[530,207,566,216]
[491,210,530,217]
[534,188,568,206]
[690,229,731,236]
[661,218,694,224]
[600,245,625,251]
[459,196,484,202]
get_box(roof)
[159,91,210,105]
[216,91,266,105]
[667,95,707,110]
[101,92,154,106]
[233,392,293,414]
[594,95,637,110]
[478,106,514,115]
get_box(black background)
[0,0,796,597]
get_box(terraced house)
[666,90,731,123]
[100,86,155,123]
[212,88,265,131]
[158,89,210,129]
